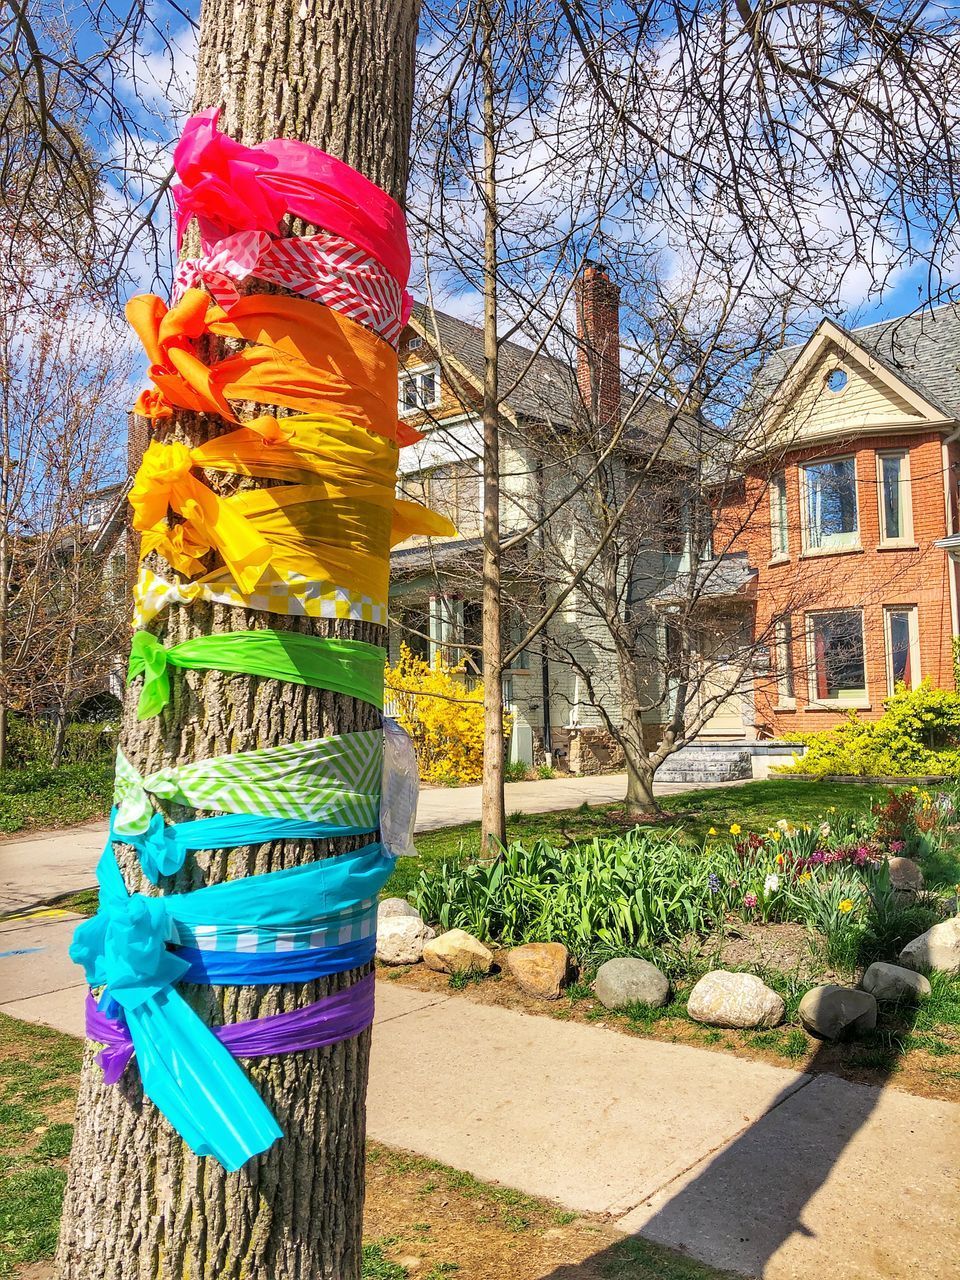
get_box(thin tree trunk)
[55,2,420,1278]
[480,1,505,851]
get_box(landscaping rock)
[594,957,670,1010]
[422,929,494,975]
[377,897,422,921]
[887,856,924,896]
[798,984,877,1039]
[862,961,931,1002]
[507,942,570,999]
[900,918,960,976]
[686,971,784,1029]
[376,916,435,966]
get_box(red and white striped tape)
[173,230,411,348]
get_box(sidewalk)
[0,771,722,915]
[1,959,956,1280]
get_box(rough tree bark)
[55,2,420,1277]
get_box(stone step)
[655,747,752,783]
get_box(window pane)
[881,454,904,540]
[402,376,418,410]
[419,370,437,406]
[775,618,794,699]
[888,611,912,688]
[812,612,865,699]
[805,459,858,548]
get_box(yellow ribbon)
[129,441,273,593]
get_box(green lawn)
[0,1016,732,1280]
[0,759,113,836]
[384,777,892,898]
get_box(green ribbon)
[128,630,385,719]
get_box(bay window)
[877,451,914,545]
[770,471,789,558]
[884,606,920,693]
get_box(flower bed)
[411,786,960,974]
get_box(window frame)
[883,605,921,694]
[769,470,789,561]
[876,449,915,547]
[805,608,869,708]
[799,454,861,555]
[773,616,795,708]
[398,362,442,416]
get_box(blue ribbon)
[177,936,376,985]
[113,807,378,884]
[71,841,394,1169]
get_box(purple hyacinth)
[708,872,721,894]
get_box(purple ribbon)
[86,971,375,1084]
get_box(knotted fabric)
[126,290,421,445]
[72,842,393,1167]
[173,230,409,347]
[173,108,411,287]
[112,729,382,838]
[127,629,385,719]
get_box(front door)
[697,613,747,737]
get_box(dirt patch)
[716,921,823,979]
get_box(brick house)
[715,307,960,743]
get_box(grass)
[0,1015,83,1275]
[383,778,891,899]
[0,1016,735,1279]
[0,757,113,836]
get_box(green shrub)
[0,758,113,833]
[779,680,960,777]
[4,715,118,769]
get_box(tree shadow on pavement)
[538,1022,927,1280]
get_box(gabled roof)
[756,302,960,428]
[408,302,693,459]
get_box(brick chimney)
[575,260,621,432]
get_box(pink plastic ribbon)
[174,109,411,288]
[173,229,411,348]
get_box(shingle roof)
[645,554,757,605]
[760,302,960,421]
[409,302,689,456]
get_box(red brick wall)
[716,430,959,736]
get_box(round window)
[826,367,848,393]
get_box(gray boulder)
[862,962,931,1002]
[900,918,960,976]
[888,856,924,896]
[376,916,435,966]
[798,985,877,1039]
[594,957,670,1010]
[378,897,422,921]
[687,971,785,1029]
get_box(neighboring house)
[391,267,695,771]
[715,307,960,742]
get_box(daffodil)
[708,827,717,836]
[838,898,854,914]
[729,823,741,835]
[799,871,812,883]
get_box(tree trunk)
[55,2,420,1278]
[479,2,506,851]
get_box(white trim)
[769,470,789,559]
[883,605,921,694]
[398,362,442,416]
[876,449,915,546]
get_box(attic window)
[825,367,848,393]
[407,336,423,351]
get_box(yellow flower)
[708,827,717,836]
[772,831,782,842]
[910,786,919,794]
[828,806,836,814]
[799,872,811,883]
[729,823,741,835]
[838,899,854,914]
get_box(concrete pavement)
[4,966,957,1280]
[1,771,721,915]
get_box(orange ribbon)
[126,289,421,445]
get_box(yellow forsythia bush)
[384,643,510,784]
